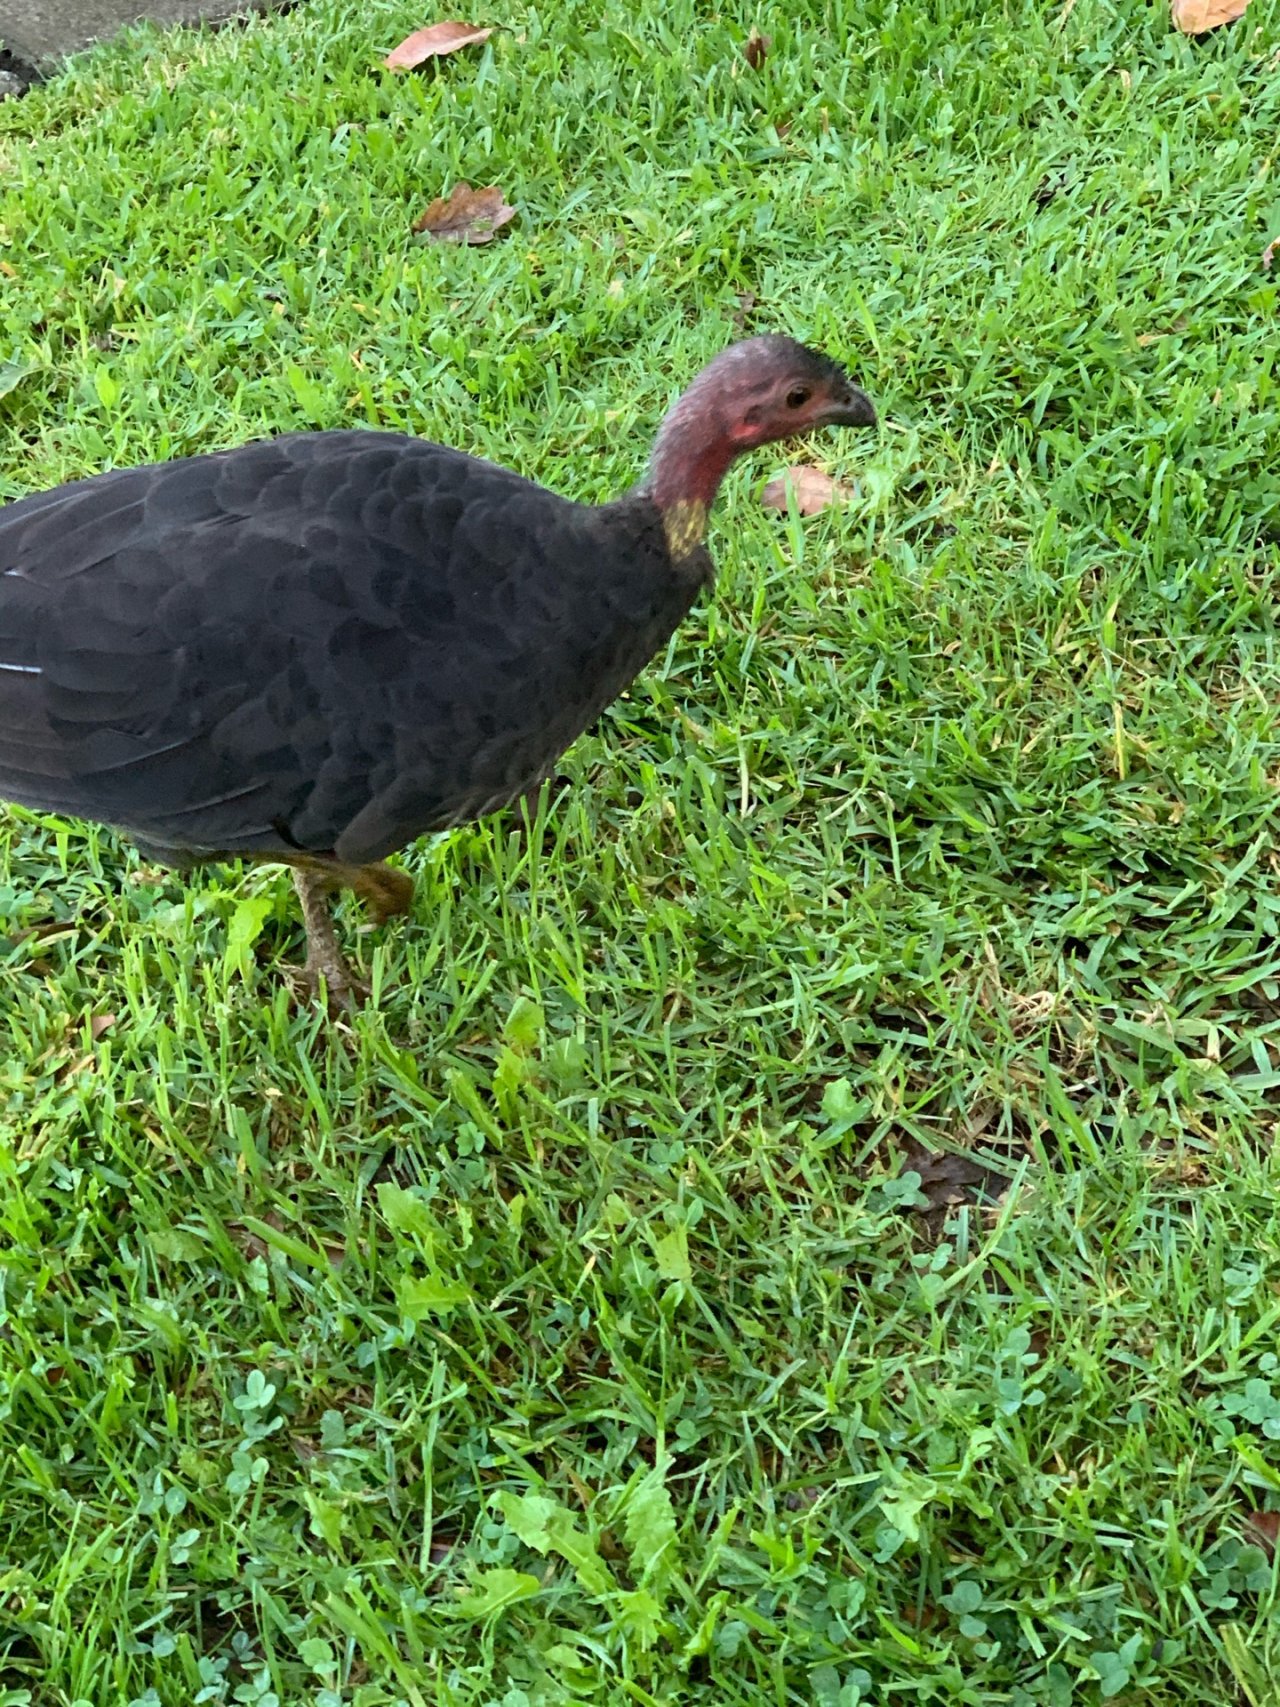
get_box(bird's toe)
[287,952,369,1016]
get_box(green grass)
[2,0,1280,1701]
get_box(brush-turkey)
[0,336,875,1003]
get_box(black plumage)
[0,336,875,1002]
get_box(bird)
[0,335,876,1005]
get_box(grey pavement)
[0,0,285,70]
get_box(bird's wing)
[0,431,601,861]
[0,434,413,849]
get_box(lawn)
[2,0,1280,1701]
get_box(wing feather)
[0,429,689,866]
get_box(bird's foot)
[287,950,369,1016]
[286,863,373,1013]
[282,858,409,1011]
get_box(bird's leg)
[285,859,413,1009]
[290,865,362,1010]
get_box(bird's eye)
[785,385,811,409]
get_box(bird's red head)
[647,336,876,553]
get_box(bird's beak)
[821,384,877,428]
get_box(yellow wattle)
[661,498,709,560]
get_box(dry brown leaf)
[761,465,853,516]
[903,1146,992,1211]
[13,918,76,945]
[731,289,757,331]
[385,21,493,70]
[744,29,771,69]
[893,1136,1009,1243]
[90,1013,117,1041]
[413,183,516,244]
[1263,235,1278,272]
[1171,0,1248,32]
[230,1212,282,1263]
[1245,1508,1280,1559]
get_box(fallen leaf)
[413,183,516,245]
[385,21,493,70]
[744,29,771,69]
[783,1484,823,1511]
[1263,236,1277,272]
[731,289,757,331]
[761,465,854,516]
[1171,0,1248,32]
[231,1210,284,1264]
[890,1135,1009,1245]
[1245,1509,1280,1559]
[900,1142,993,1212]
[13,919,76,946]
[127,866,167,886]
[90,1013,117,1041]
[962,1102,998,1142]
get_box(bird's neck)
[647,400,737,560]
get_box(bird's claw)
[286,958,369,1016]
